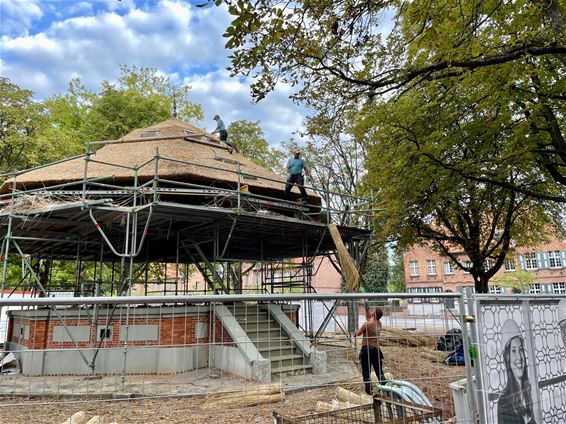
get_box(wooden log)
[206,392,284,408]
[335,387,372,406]
[85,417,103,424]
[62,411,87,424]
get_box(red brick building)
[404,239,566,294]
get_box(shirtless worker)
[355,306,386,395]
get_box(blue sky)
[0,0,307,144]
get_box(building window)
[443,261,454,275]
[409,261,419,276]
[489,286,504,294]
[426,260,437,276]
[524,253,538,270]
[529,283,541,294]
[464,260,472,274]
[549,251,562,268]
[504,259,516,272]
[553,283,566,294]
[484,259,494,271]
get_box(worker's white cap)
[501,319,522,349]
[557,299,566,324]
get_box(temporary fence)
[0,292,468,424]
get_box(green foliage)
[361,243,388,293]
[227,119,285,172]
[217,0,565,192]
[360,74,561,293]
[388,248,406,293]
[491,270,536,293]
[0,78,50,173]
[48,65,203,143]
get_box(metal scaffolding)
[0,139,373,372]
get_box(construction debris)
[61,412,111,424]
[335,386,372,406]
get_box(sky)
[0,0,307,145]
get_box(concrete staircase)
[229,303,312,376]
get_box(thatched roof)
[0,119,319,203]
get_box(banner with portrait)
[475,297,566,424]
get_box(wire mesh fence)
[0,293,467,423]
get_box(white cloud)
[1,0,307,145]
[2,1,232,96]
[186,69,307,145]
[0,0,43,37]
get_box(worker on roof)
[212,114,234,153]
[285,149,309,205]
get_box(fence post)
[466,288,485,423]
[458,288,478,423]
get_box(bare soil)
[0,345,465,423]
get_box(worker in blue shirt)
[285,150,309,205]
[212,115,234,153]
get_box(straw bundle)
[202,383,284,408]
[379,328,435,348]
[328,224,360,292]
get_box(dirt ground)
[0,345,466,423]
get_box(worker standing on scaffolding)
[212,114,234,153]
[284,150,309,205]
[355,306,386,395]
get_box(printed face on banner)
[476,298,566,424]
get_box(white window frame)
[489,286,504,294]
[504,259,516,272]
[484,259,493,271]
[464,260,472,274]
[426,260,437,276]
[409,261,419,277]
[524,253,538,270]
[443,261,454,275]
[529,283,541,294]
[553,282,566,294]
[549,251,562,268]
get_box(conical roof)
[1,118,318,203]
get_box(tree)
[0,78,49,174]
[361,243,388,293]
[491,270,536,293]
[388,248,406,293]
[362,78,561,293]
[227,119,285,172]
[212,0,566,193]
[47,65,203,143]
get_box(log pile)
[315,387,372,413]
[201,383,284,408]
[61,411,117,424]
[419,348,448,363]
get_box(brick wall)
[404,238,566,292]
[8,312,227,350]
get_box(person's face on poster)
[509,337,525,381]
[561,321,566,346]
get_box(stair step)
[253,339,291,348]
[271,357,309,369]
[238,322,279,331]
[271,363,312,375]
[259,347,297,358]
[234,316,272,324]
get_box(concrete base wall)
[7,342,208,376]
[211,345,252,380]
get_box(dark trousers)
[219,130,228,141]
[359,346,385,395]
[285,173,308,203]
